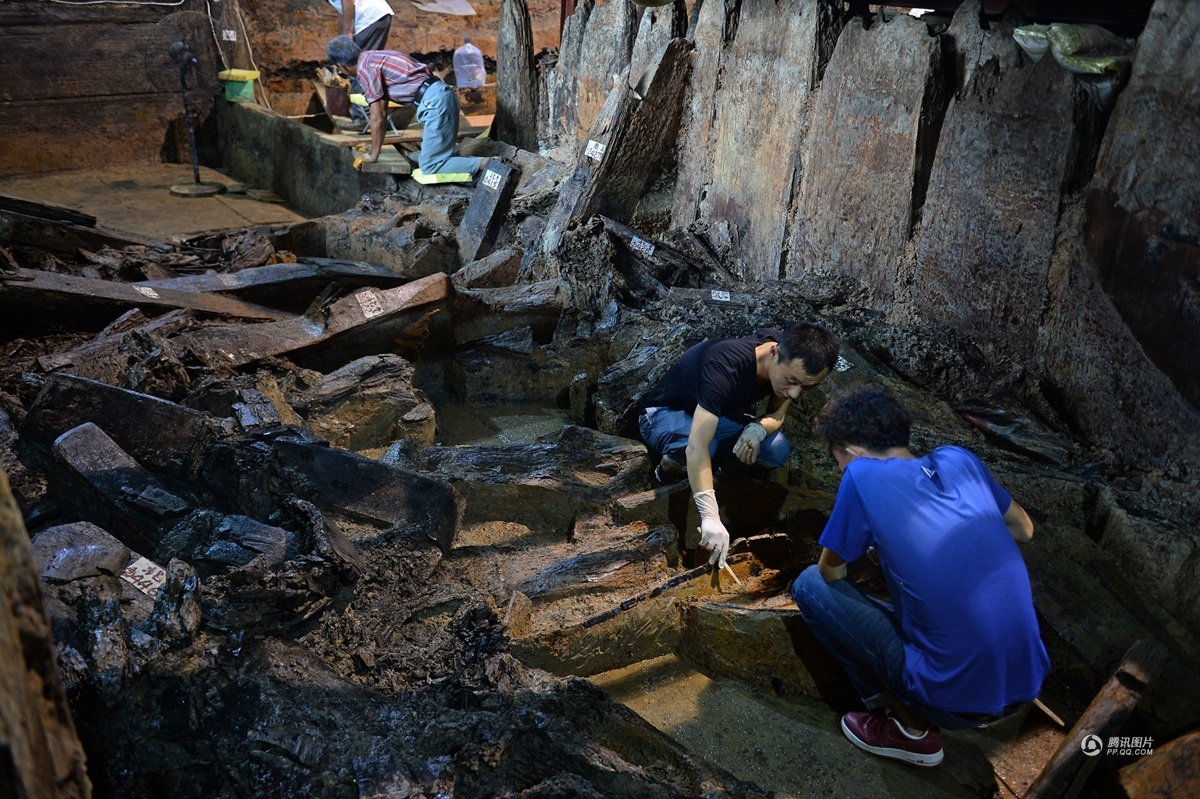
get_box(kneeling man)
[638,322,840,567]
[793,384,1049,766]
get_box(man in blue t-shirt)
[792,384,1049,767]
[638,322,840,568]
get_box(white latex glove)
[732,421,767,465]
[693,489,729,568]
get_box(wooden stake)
[722,563,742,586]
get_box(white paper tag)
[585,139,606,161]
[218,273,240,288]
[121,557,167,599]
[133,286,160,299]
[222,30,238,41]
[356,290,384,319]
[630,236,655,258]
[710,290,731,302]
[835,355,853,372]
[482,169,502,191]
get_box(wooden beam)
[168,272,452,370]
[529,76,636,280]
[496,0,539,151]
[137,258,413,300]
[0,268,292,333]
[1025,638,1169,799]
[1,210,165,254]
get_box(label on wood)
[121,556,167,598]
[710,290,731,302]
[835,355,853,372]
[356,290,384,319]
[218,273,241,288]
[134,286,161,299]
[630,236,655,258]
[586,140,607,161]
[457,159,520,264]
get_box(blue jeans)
[638,406,790,469]
[790,565,980,730]
[416,82,481,176]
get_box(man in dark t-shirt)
[638,322,840,568]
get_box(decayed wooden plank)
[1026,638,1169,799]
[0,193,95,226]
[596,37,691,223]
[495,0,538,151]
[136,258,411,297]
[0,210,165,254]
[456,159,521,264]
[530,77,636,280]
[0,268,291,328]
[0,470,92,799]
[1119,730,1200,799]
[169,272,452,369]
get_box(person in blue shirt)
[792,384,1049,766]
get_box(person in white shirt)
[327,0,394,52]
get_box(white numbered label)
[710,290,731,302]
[134,286,160,299]
[222,30,238,42]
[630,236,655,258]
[482,169,502,191]
[835,355,853,372]
[585,140,607,161]
[121,557,167,599]
[356,290,384,319]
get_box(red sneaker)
[841,710,944,766]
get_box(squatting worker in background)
[327,36,483,178]
[793,384,1049,767]
[327,0,394,51]
[638,323,840,568]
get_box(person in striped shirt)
[328,36,483,177]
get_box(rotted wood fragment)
[1120,730,1200,799]
[456,158,521,264]
[453,279,563,342]
[1026,638,1169,799]
[48,422,191,556]
[36,310,194,386]
[135,258,414,306]
[22,374,223,478]
[451,247,522,289]
[203,434,461,554]
[420,425,649,536]
[0,267,291,332]
[527,76,636,280]
[0,470,93,799]
[168,272,452,371]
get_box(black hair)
[812,384,912,451]
[777,322,840,377]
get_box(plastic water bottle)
[453,38,486,88]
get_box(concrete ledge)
[215,100,393,217]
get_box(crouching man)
[793,384,1049,766]
[326,36,482,178]
[638,323,840,568]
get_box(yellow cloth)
[411,168,472,185]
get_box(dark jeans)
[790,564,988,731]
[638,406,790,469]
